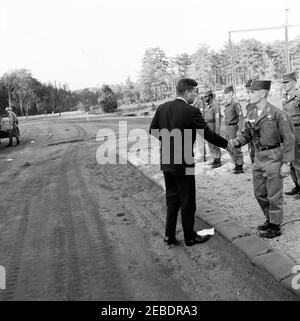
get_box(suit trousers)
[163,171,196,242]
[225,124,244,165]
[252,148,283,225]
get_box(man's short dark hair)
[176,78,198,95]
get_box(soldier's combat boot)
[285,184,300,196]
[211,158,221,168]
[257,220,270,231]
[234,164,244,174]
[259,224,281,238]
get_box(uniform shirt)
[8,111,18,129]
[282,89,300,124]
[204,102,221,134]
[236,101,295,163]
[242,103,258,135]
[224,99,243,128]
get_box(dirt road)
[0,116,297,300]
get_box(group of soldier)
[194,72,300,238]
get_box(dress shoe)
[164,237,180,246]
[259,224,281,238]
[211,158,221,169]
[185,234,211,246]
[257,220,270,231]
[6,143,12,147]
[285,186,300,196]
[208,159,217,166]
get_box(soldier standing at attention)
[231,80,295,238]
[5,106,20,147]
[223,85,244,174]
[282,72,300,197]
[203,89,222,168]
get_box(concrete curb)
[128,159,300,299]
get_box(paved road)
[0,117,297,300]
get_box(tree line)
[138,36,300,102]
[1,36,299,115]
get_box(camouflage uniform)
[235,102,294,225]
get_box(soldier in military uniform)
[203,89,222,168]
[244,80,258,164]
[231,80,295,238]
[282,71,300,197]
[5,106,20,147]
[223,85,244,174]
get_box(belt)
[294,123,300,127]
[258,144,280,151]
[206,120,215,123]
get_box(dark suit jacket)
[149,98,228,175]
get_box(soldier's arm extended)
[276,111,295,163]
[232,122,252,147]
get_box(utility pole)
[228,31,237,96]
[285,3,290,72]
[228,7,300,87]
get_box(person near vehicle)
[281,71,300,197]
[203,89,222,168]
[5,106,20,147]
[223,85,244,174]
[231,80,295,238]
[149,78,229,246]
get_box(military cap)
[204,89,213,97]
[5,106,12,111]
[248,80,271,91]
[282,71,297,83]
[224,85,234,94]
[245,79,253,88]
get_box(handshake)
[227,139,240,152]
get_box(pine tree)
[99,85,118,113]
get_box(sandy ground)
[136,138,300,264]
[193,147,300,264]
[0,116,297,300]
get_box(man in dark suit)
[149,78,229,246]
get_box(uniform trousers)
[225,124,244,165]
[252,147,283,225]
[163,171,196,242]
[290,126,300,185]
[8,127,20,143]
[206,122,221,159]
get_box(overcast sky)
[0,0,299,90]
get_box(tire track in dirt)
[0,121,88,300]
[47,122,88,300]
[45,121,125,300]
[70,147,128,300]
[49,121,126,300]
